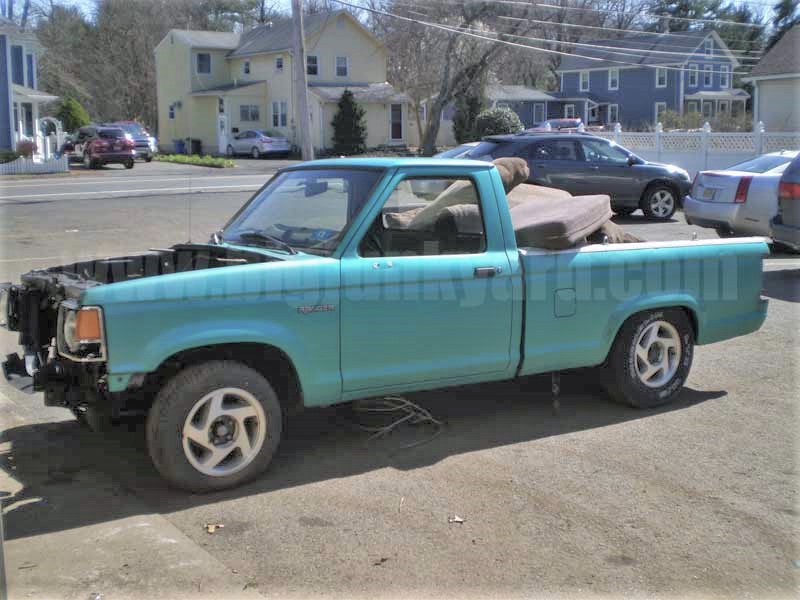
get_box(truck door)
[339,170,515,393]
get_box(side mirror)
[627,155,638,166]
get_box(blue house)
[553,30,748,128]
[0,16,58,152]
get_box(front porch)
[11,83,59,157]
[684,89,750,120]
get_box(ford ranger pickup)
[0,158,769,491]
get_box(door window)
[564,104,575,118]
[390,104,403,140]
[361,177,486,257]
[608,104,619,123]
[580,139,629,164]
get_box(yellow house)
[154,11,411,154]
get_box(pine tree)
[331,89,367,155]
[55,97,90,133]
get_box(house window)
[533,103,545,123]
[168,105,175,119]
[656,67,667,88]
[13,102,19,133]
[608,68,619,90]
[11,45,24,85]
[275,56,284,71]
[243,60,250,75]
[687,101,699,113]
[218,97,224,114]
[560,73,563,92]
[307,55,318,76]
[564,104,576,118]
[26,54,35,89]
[196,52,211,74]
[608,104,619,124]
[336,56,348,77]
[703,65,713,87]
[718,100,729,114]
[272,101,287,127]
[720,64,730,88]
[688,64,698,87]
[390,104,403,140]
[579,71,589,92]
[655,102,667,123]
[240,104,260,122]
[704,38,713,56]
[702,101,713,118]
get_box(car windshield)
[462,140,513,160]
[98,128,125,139]
[727,154,796,174]
[436,144,475,158]
[222,168,384,254]
[117,123,145,135]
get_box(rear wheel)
[146,360,282,492]
[614,207,636,217]
[251,146,261,159]
[83,152,94,169]
[226,144,235,157]
[602,308,694,408]
[144,155,153,163]
[716,227,736,238]
[124,158,134,169]
[641,185,677,220]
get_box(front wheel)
[144,155,153,163]
[124,158,134,169]
[251,146,261,159]
[146,361,283,492]
[602,308,694,408]
[83,153,94,169]
[641,185,677,220]
[226,145,235,157]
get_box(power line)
[336,0,756,74]
[388,2,764,54]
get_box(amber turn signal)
[75,308,102,341]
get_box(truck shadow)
[761,269,799,303]
[0,376,724,541]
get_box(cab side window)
[359,177,486,257]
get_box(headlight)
[58,302,106,361]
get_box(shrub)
[474,107,524,138]
[55,97,90,133]
[0,150,21,164]
[153,154,234,168]
[331,89,367,155]
[16,139,37,157]
[452,93,485,143]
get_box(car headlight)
[58,302,106,361]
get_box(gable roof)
[487,84,556,102]
[557,30,734,72]
[747,25,799,78]
[229,10,370,58]
[169,30,241,50]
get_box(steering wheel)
[364,229,385,256]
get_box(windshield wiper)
[231,229,297,255]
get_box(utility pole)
[291,0,314,161]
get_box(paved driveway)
[0,174,797,599]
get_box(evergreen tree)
[331,89,367,155]
[55,97,90,133]
[452,92,485,144]
[768,0,799,49]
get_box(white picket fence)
[0,155,69,175]
[593,122,800,175]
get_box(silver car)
[226,129,291,159]
[684,151,798,237]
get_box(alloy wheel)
[649,189,675,218]
[633,320,682,388]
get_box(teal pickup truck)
[1,158,768,491]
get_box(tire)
[716,227,736,238]
[641,184,677,220]
[614,207,636,217]
[226,145,235,157]
[146,360,283,492]
[601,308,694,408]
[251,146,261,159]
[124,158,134,169]
[144,155,153,163]
[83,152,94,169]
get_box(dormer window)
[608,68,619,90]
[579,71,589,92]
[307,55,319,76]
[704,38,713,56]
[275,56,284,71]
[688,64,698,87]
[243,60,250,75]
[196,52,211,74]
[720,64,730,88]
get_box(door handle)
[589,165,599,170]
[474,266,499,278]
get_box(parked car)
[461,132,692,220]
[1,158,768,492]
[770,153,800,252]
[527,118,583,131]
[109,121,158,162]
[684,151,799,238]
[434,142,480,158]
[65,126,136,169]
[226,129,290,158]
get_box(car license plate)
[703,188,715,199]
[113,143,121,150]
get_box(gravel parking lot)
[0,162,797,599]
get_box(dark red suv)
[67,126,136,169]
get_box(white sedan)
[226,130,291,159]
[684,151,799,238]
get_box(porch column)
[32,102,41,158]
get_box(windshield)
[727,154,796,174]
[116,123,145,135]
[436,144,475,158]
[98,128,125,139]
[463,140,511,160]
[222,168,384,254]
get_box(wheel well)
[608,305,699,359]
[641,179,680,205]
[146,343,304,416]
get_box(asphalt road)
[0,164,798,599]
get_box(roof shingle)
[749,25,800,78]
